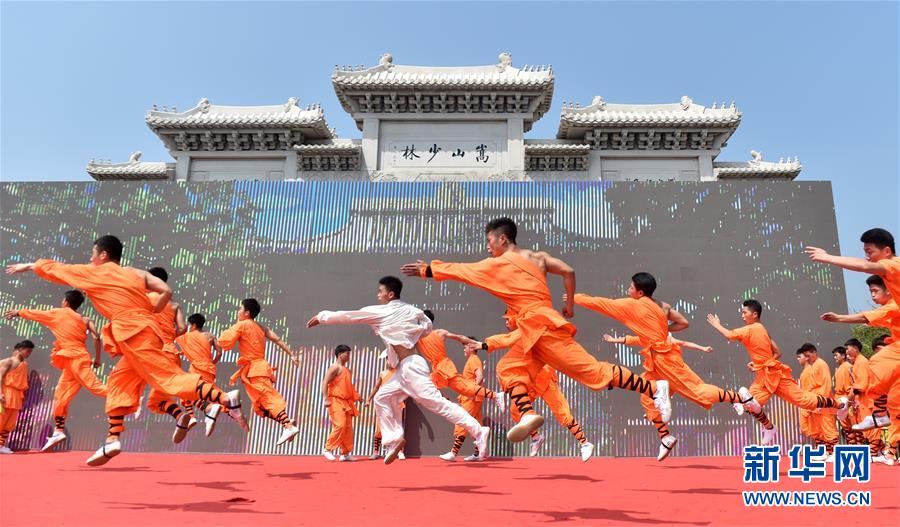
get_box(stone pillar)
[361,118,380,173]
[698,153,715,181]
[507,117,524,172]
[284,150,298,180]
[174,154,190,181]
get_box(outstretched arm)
[444,331,478,347]
[366,374,384,405]
[820,312,868,324]
[706,314,733,340]
[261,324,300,366]
[207,333,223,363]
[85,318,103,366]
[805,247,886,275]
[671,336,713,353]
[307,305,387,328]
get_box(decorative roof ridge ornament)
[591,95,606,111]
[285,96,299,113]
[498,52,512,72]
[378,52,394,70]
[198,98,211,113]
[680,95,693,111]
[750,149,763,163]
[128,151,142,164]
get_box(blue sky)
[2,1,898,310]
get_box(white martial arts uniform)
[316,300,485,446]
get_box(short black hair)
[14,340,34,350]
[187,313,206,329]
[860,228,895,254]
[65,290,85,311]
[798,343,817,354]
[379,276,403,299]
[832,346,847,357]
[872,335,887,349]
[743,299,763,318]
[334,344,351,357]
[865,275,886,289]
[148,267,169,283]
[241,298,261,319]
[795,348,806,356]
[844,338,863,351]
[631,272,657,297]
[485,217,517,244]
[93,235,123,263]
[423,309,435,322]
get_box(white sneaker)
[322,448,336,461]
[580,441,595,462]
[762,426,778,446]
[204,403,221,437]
[368,452,380,460]
[732,403,745,416]
[338,454,354,462]
[172,413,196,444]
[225,390,249,432]
[0,446,13,454]
[493,391,507,414]
[810,451,828,462]
[439,451,457,462]
[397,451,406,460]
[836,397,850,422]
[385,438,406,465]
[739,387,761,414]
[41,431,67,452]
[463,454,481,462]
[85,440,121,466]
[871,455,888,465]
[852,414,890,431]
[474,426,491,459]
[276,425,299,446]
[657,435,677,461]
[529,434,545,457]
[653,380,672,423]
[507,414,544,443]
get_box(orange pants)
[243,374,287,418]
[887,379,900,450]
[0,408,20,447]
[854,395,885,445]
[864,342,900,398]
[325,401,355,454]
[146,352,187,414]
[639,355,735,426]
[807,410,839,444]
[453,396,484,438]
[446,375,488,399]
[105,328,201,416]
[52,355,107,418]
[749,374,823,409]
[800,410,814,438]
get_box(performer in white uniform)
[307,275,491,464]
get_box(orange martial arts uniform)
[850,355,884,452]
[804,358,839,453]
[798,366,814,438]
[220,320,289,422]
[424,252,657,420]
[0,362,28,448]
[18,308,107,423]
[486,330,587,444]
[418,332,494,400]
[452,354,486,444]
[325,366,361,455]
[607,321,745,438]
[727,322,834,411]
[176,331,217,383]
[145,293,184,415]
[31,260,225,439]
[834,360,855,442]
[862,259,900,438]
[861,298,900,452]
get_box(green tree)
[852,324,890,358]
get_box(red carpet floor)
[1,451,897,526]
